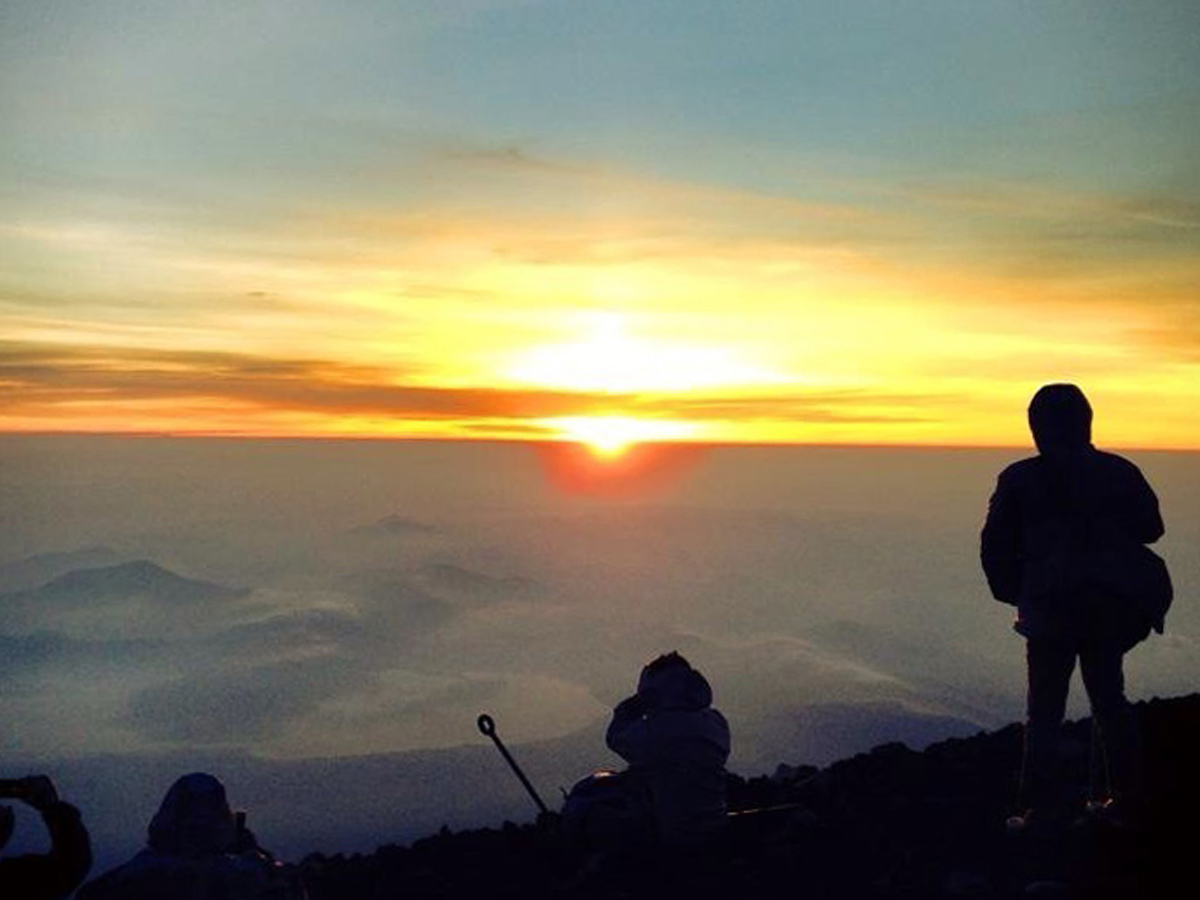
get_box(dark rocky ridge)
[299,694,1200,899]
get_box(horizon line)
[1,430,1195,454]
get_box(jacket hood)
[147,772,237,856]
[1028,383,1093,456]
[637,655,713,711]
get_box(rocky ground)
[299,694,1200,899]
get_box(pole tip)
[477,713,496,736]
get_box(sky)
[2,0,1198,448]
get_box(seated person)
[0,774,92,900]
[603,651,731,846]
[77,772,304,900]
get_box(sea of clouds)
[2,436,1196,867]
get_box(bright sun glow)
[509,312,778,393]
[548,416,700,458]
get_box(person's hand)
[19,775,59,812]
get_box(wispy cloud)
[1130,328,1200,364]
[0,342,635,423]
[894,176,1200,281]
[0,341,956,434]
[125,654,374,744]
[635,392,944,425]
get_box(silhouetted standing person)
[0,775,92,900]
[981,384,1169,828]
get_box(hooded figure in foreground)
[981,384,1169,826]
[603,652,731,846]
[77,772,305,900]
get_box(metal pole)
[477,713,550,815]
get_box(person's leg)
[1079,644,1144,806]
[1088,716,1110,803]
[1019,638,1077,812]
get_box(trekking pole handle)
[477,712,549,815]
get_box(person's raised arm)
[0,775,92,900]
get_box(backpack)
[1088,543,1173,640]
[560,770,656,851]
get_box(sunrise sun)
[508,312,776,456]
[550,416,697,459]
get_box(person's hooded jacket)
[606,653,730,845]
[76,773,304,900]
[980,384,1166,643]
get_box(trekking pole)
[477,713,550,815]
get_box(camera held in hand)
[0,779,32,801]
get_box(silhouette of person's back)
[77,772,305,900]
[603,652,731,846]
[980,384,1169,826]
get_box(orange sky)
[2,2,1198,450]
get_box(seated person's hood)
[147,773,237,857]
[637,662,713,711]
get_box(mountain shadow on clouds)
[0,546,124,592]
[0,560,245,607]
[0,560,250,639]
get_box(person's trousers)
[1019,636,1144,810]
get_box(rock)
[1023,880,1070,898]
[943,870,988,897]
